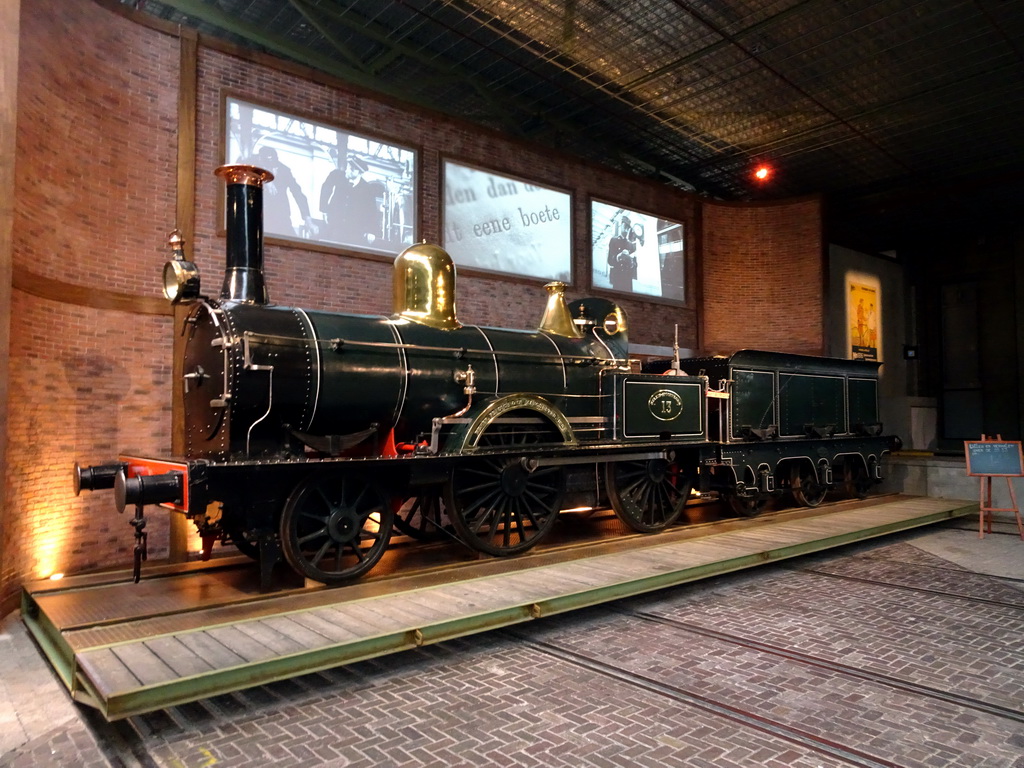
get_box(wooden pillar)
[168,29,199,562]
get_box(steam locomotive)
[75,165,898,585]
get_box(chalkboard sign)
[964,440,1024,477]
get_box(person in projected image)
[319,152,384,247]
[253,145,315,239]
[607,214,644,292]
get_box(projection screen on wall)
[442,160,572,282]
[225,96,417,255]
[591,200,685,303]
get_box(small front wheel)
[279,471,393,584]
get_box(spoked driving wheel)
[605,458,692,532]
[843,458,873,499]
[279,471,394,583]
[445,422,565,556]
[790,463,828,508]
[393,488,448,540]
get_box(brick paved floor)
[2,529,1023,767]
[0,614,110,767]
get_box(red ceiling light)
[753,164,772,182]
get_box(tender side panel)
[848,377,880,430]
[778,373,845,437]
[730,369,775,440]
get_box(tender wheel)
[279,471,394,583]
[727,494,767,518]
[605,458,692,532]
[843,458,872,499]
[393,488,447,540]
[790,463,828,508]
[445,422,565,556]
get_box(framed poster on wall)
[590,200,685,303]
[225,96,417,255]
[442,160,572,282]
[846,271,881,361]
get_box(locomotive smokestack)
[214,164,274,305]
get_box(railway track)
[507,631,906,768]
[834,551,1024,587]
[791,567,1024,609]
[612,609,1024,723]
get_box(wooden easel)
[964,435,1024,540]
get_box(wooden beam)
[12,266,171,316]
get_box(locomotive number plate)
[647,389,684,421]
[620,378,704,438]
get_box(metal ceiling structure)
[124,0,1024,252]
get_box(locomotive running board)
[21,496,974,721]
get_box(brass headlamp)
[162,229,201,303]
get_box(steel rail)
[791,567,1024,609]
[504,631,903,768]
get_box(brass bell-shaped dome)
[538,282,583,338]
[393,243,460,330]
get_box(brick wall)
[0,0,18,613]
[13,3,179,296]
[1,0,823,605]
[2,0,177,606]
[700,197,824,355]
[5,294,173,584]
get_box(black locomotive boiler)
[75,164,898,585]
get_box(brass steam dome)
[393,243,461,330]
[538,282,583,338]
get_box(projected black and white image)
[442,161,572,282]
[225,97,417,254]
[591,200,685,302]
